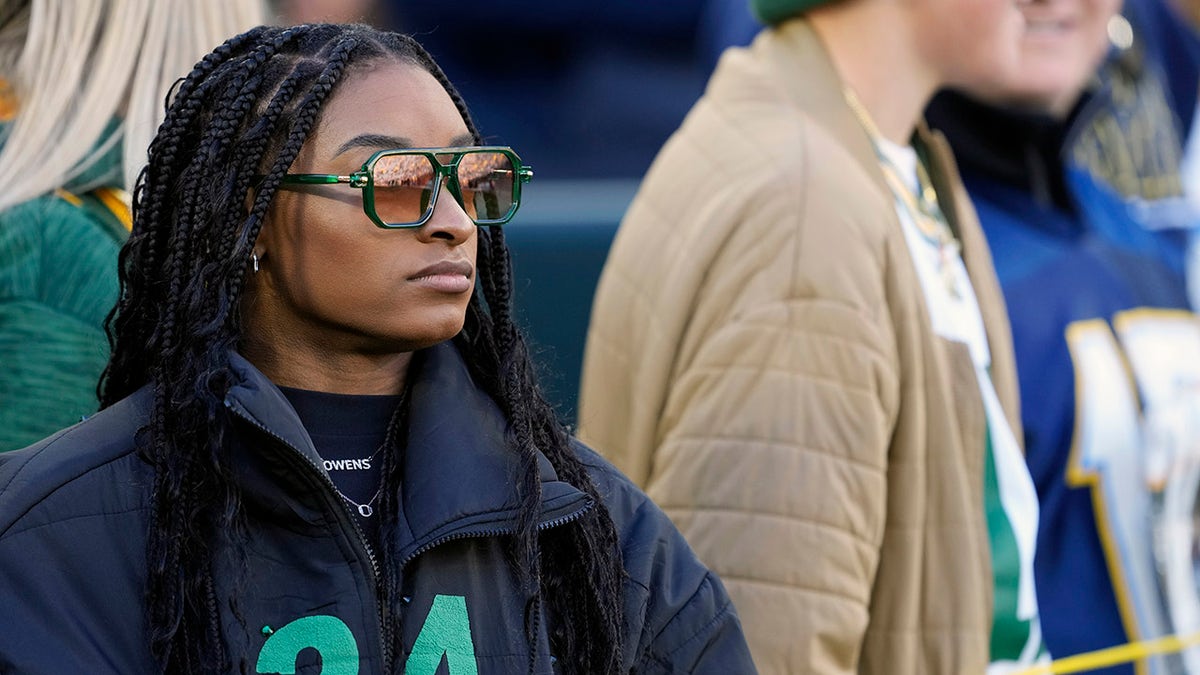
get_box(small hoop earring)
[251,253,260,273]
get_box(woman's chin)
[371,320,467,354]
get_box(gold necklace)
[842,87,964,299]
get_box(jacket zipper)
[225,400,391,667]
[399,500,595,569]
[227,398,594,670]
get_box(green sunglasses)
[276,146,533,229]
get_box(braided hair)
[100,23,626,674]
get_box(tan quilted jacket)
[577,18,1022,675]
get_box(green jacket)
[0,186,128,451]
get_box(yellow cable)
[1014,631,1200,674]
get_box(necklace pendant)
[358,504,374,518]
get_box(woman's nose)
[419,184,476,244]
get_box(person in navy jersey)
[928,0,1200,670]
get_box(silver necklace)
[326,389,406,520]
[328,441,385,517]
[338,486,382,518]
[323,442,385,471]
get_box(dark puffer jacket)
[0,341,756,674]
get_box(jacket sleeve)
[578,448,757,674]
[633,569,756,674]
[655,297,897,674]
[581,121,902,674]
[0,441,156,674]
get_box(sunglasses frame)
[277,146,533,229]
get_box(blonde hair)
[0,0,267,212]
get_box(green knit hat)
[751,0,837,24]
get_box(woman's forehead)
[313,61,471,158]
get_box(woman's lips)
[408,259,474,293]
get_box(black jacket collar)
[223,341,589,558]
[925,87,1098,211]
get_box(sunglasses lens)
[456,151,516,223]
[369,150,520,226]
[371,154,437,226]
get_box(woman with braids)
[0,23,754,675]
